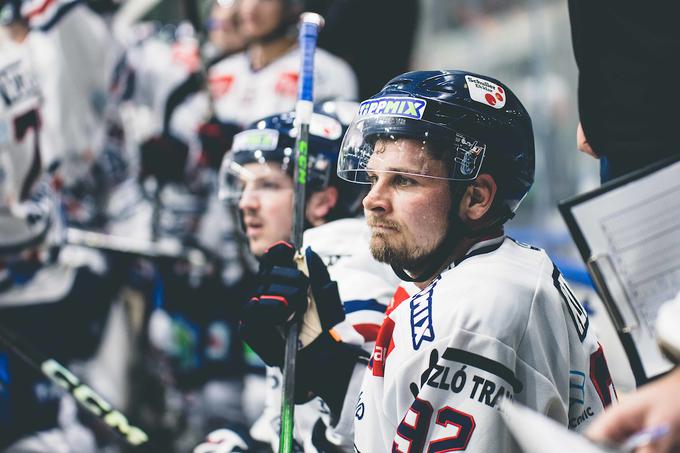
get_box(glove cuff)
[297,332,368,421]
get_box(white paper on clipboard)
[563,160,680,380]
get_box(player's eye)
[366,172,378,186]
[253,179,282,191]
[393,174,416,187]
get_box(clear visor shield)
[337,116,487,184]
[218,128,295,202]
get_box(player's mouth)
[367,218,399,232]
[244,219,264,237]
[370,226,398,234]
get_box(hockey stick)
[279,12,324,453]
[0,322,151,449]
[65,227,186,259]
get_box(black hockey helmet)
[219,101,366,221]
[0,0,23,26]
[337,69,535,222]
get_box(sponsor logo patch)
[370,317,395,377]
[410,279,437,350]
[358,96,427,120]
[209,73,235,98]
[232,129,279,151]
[569,370,586,406]
[291,113,343,140]
[465,75,506,109]
[275,71,299,97]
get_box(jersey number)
[12,108,42,199]
[393,398,476,452]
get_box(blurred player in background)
[194,102,399,452]
[207,0,357,129]
[0,36,120,451]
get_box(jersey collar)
[451,233,506,269]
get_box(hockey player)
[193,102,399,452]
[7,0,117,228]
[0,39,117,451]
[207,0,358,128]
[240,70,620,452]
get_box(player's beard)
[368,221,433,273]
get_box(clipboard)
[559,155,680,386]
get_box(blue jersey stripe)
[343,299,387,314]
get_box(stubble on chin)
[369,231,426,271]
[370,233,412,268]
[369,233,393,264]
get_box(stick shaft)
[279,12,323,453]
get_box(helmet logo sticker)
[232,129,279,151]
[465,75,506,109]
[358,97,427,120]
[306,113,343,140]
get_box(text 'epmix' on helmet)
[219,101,366,222]
[337,70,535,222]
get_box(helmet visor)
[337,114,486,184]
[218,129,294,202]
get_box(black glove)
[139,133,189,183]
[239,242,366,418]
[198,117,241,170]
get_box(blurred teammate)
[194,102,399,452]
[0,38,116,451]
[207,0,358,128]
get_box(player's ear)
[459,173,496,222]
[306,186,339,226]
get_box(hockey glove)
[239,241,367,416]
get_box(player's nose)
[238,188,259,211]
[363,180,390,213]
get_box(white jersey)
[353,236,618,453]
[252,218,400,452]
[208,47,357,127]
[0,41,42,190]
[120,31,209,143]
[21,1,115,178]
